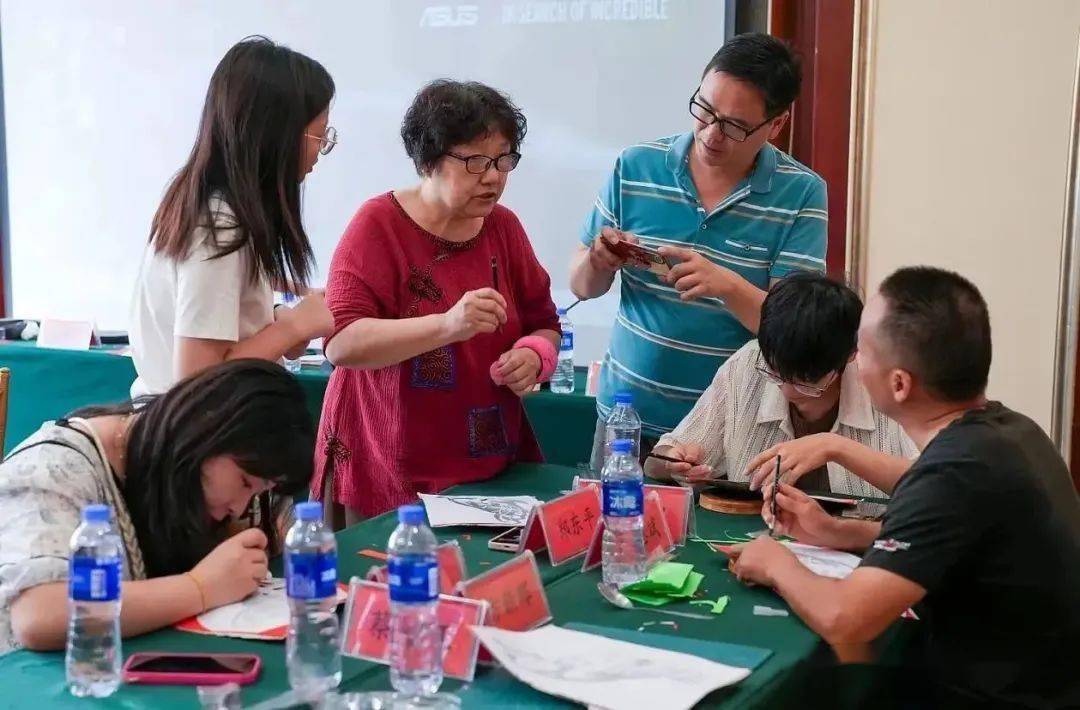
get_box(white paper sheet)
[472,625,750,710]
[195,579,289,636]
[419,494,540,528]
[190,578,347,639]
[782,542,862,579]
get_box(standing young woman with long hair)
[130,36,338,396]
[0,360,315,653]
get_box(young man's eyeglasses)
[304,126,339,156]
[445,151,521,175]
[689,90,774,143]
[755,356,838,398]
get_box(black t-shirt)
[860,402,1080,708]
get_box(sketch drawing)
[486,636,703,684]
[443,496,533,525]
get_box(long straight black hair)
[150,36,334,292]
[71,360,315,577]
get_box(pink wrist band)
[514,335,558,382]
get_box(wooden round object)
[698,489,763,515]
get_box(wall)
[0,0,727,365]
[859,0,1080,431]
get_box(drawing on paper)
[442,496,534,525]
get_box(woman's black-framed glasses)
[445,151,521,175]
[305,126,338,156]
[689,91,774,143]
[755,354,838,398]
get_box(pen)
[645,451,686,464]
[771,454,781,537]
[491,256,502,333]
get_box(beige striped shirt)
[657,341,918,498]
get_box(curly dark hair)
[400,79,527,175]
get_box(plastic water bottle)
[604,391,641,461]
[286,502,342,697]
[601,439,647,589]
[550,308,575,394]
[281,292,303,374]
[66,504,122,698]
[388,504,443,698]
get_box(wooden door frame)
[768,0,856,281]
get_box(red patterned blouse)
[312,193,561,517]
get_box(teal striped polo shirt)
[581,132,827,436]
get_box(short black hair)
[702,33,801,117]
[758,272,863,383]
[877,266,991,402]
[401,79,527,175]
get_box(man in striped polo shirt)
[570,33,827,470]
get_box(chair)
[0,368,10,454]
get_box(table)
[0,464,912,709]
[0,342,598,468]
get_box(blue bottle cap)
[398,504,426,525]
[295,502,323,521]
[82,504,110,523]
[557,308,568,316]
[611,439,632,454]
[614,392,632,405]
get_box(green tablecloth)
[0,464,912,709]
[0,342,597,468]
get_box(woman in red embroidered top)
[315,80,561,523]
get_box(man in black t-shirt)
[729,266,1080,708]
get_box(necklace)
[114,414,133,473]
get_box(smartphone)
[487,526,522,552]
[122,652,261,686]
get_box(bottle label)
[70,555,121,602]
[387,555,439,603]
[602,480,643,518]
[560,332,574,351]
[286,551,338,600]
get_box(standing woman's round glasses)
[305,126,339,156]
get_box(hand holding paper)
[591,227,640,272]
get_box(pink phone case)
[122,652,262,686]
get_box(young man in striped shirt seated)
[570,33,829,471]
[645,273,917,499]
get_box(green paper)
[647,561,694,589]
[622,562,693,594]
[622,589,677,606]
[711,595,730,615]
[688,535,747,545]
[622,566,704,609]
[669,571,704,598]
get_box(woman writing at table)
[0,360,314,653]
[130,36,336,396]
[315,80,561,524]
